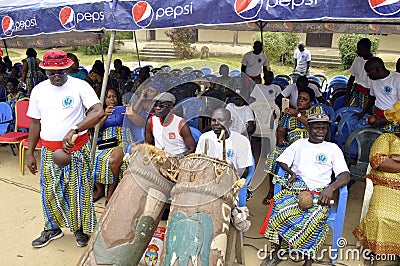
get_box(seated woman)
[6,77,26,130]
[260,114,350,266]
[262,87,324,205]
[93,87,132,204]
[353,102,400,265]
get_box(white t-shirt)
[349,56,370,88]
[369,71,400,110]
[27,77,100,141]
[195,131,253,173]
[226,103,255,135]
[294,48,311,73]
[149,114,187,155]
[241,51,268,77]
[251,84,282,101]
[281,83,322,107]
[277,138,349,190]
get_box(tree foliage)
[338,34,379,69]
[253,32,299,66]
[165,28,196,59]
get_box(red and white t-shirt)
[149,114,187,155]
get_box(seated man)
[226,95,255,138]
[145,92,196,156]
[195,108,253,177]
[260,114,350,266]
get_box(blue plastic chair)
[203,74,217,82]
[133,67,141,75]
[189,69,204,78]
[313,74,328,92]
[330,75,348,84]
[78,66,89,77]
[0,102,13,134]
[336,113,370,151]
[175,97,206,129]
[333,95,345,111]
[325,81,348,101]
[289,73,301,84]
[272,77,289,90]
[181,66,194,73]
[307,75,322,87]
[160,65,172,72]
[200,67,213,76]
[276,167,348,265]
[0,85,6,102]
[189,126,202,144]
[169,69,184,77]
[165,77,183,88]
[238,156,255,207]
[180,73,196,82]
[229,69,241,77]
[275,74,292,84]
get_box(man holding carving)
[26,49,104,248]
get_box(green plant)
[253,32,299,66]
[338,34,379,69]
[165,28,196,59]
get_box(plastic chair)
[199,67,213,76]
[203,74,217,82]
[0,98,30,156]
[160,65,172,72]
[275,167,348,266]
[168,82,200,104]
[313,74,328,92]
[229,69,241,77]
[307,75,322,87]
[249,101,277,156]
[132,66,141,75]
[289,73,301,84]
[330,75,348,84]
[336,111,369,150]
[180,73,196,82]
[175,97,206,129]
[165,77,183,88]
[155,72,171,79]
[333,95,345,111]
[189,126,202,144]
[151,67,164,74]
[272,77,289,90]
[325,81,348,101]
[181,66,194,73]
[19,138,43,175]
[169,69,184,77]
[199,89,227,117]
[0,102,13,135]
[78,66,89,77]
[0,85,6,102]
[329,88,347,106]
[190,69,204,78]
[238,156,255,207]
[344,127,383,180]
[275,74,292,84]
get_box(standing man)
[241,41,269,84]
[293,42,311,75]
[195,108,253,177]
[26,50,104,248]
[145,92,196,156]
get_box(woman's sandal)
[262,192,274,205]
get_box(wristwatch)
[297,112,302,118]
[71,125,79,134]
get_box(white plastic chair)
[249,101,277,156]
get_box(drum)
[78,144,179,266]
[160,154,240,266]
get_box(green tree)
[165,28,196,59]
[253,32,299,66]
[338,34,379,69]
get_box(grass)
[6,47,350,80]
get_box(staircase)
[309,48,342,68]
[139,43,177,61]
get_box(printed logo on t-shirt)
[62,96,74,108]
[384,86,392,94]
[268,89,274,94]
[258,58,262,63]
[168,132,176,139]
[316,153,327,164]
[226,149,234,160]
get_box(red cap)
[39,49,73,70]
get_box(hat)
[39,50,74,70]
[307,114,330,124]
[153,92,176,104]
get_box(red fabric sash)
[355,84,370,94]
[375,107,385,117]
[41,133,89,152]
[259,198,274,235]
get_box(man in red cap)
[26,49,104,248]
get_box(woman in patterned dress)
[21,48,45,95]
[262,87,324,205]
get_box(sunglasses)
[46,71,67,79]
[153,102,173,108]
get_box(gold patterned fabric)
[353,133,400,255]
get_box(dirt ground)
[0,141,397,266]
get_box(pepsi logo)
[234,0,263,19]
[132,1,154,28]
[369,0,400,16]
[1,16,14,36]
[59,7,76,29]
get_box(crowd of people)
[0,39,399,265]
